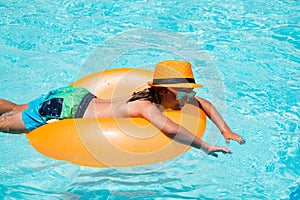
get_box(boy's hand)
[208,146,232,158]
[222,130,245,145]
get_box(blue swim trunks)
[22,86,96,131]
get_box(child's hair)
[127,87,167,104]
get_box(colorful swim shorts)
[22,86,96,131]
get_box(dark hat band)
[152,78,196,85]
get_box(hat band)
[152,78,196,85]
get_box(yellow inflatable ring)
[26,68,206,167]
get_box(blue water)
[0,0,299,199]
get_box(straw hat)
[148,60,203,88]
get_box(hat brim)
[148,82,203,88]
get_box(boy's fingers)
[226,137,246,145]
[239,138,246,144]
[225,138,230,144]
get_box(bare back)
[83,96,149,119]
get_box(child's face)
[164,87,196,110]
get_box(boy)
[0,60,245,157]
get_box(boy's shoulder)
[127,99,156,118]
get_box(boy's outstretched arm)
[137,101,233,157]
[195,97,245,145]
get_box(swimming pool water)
[0,0,299,199]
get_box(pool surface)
[0,0,299,199]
